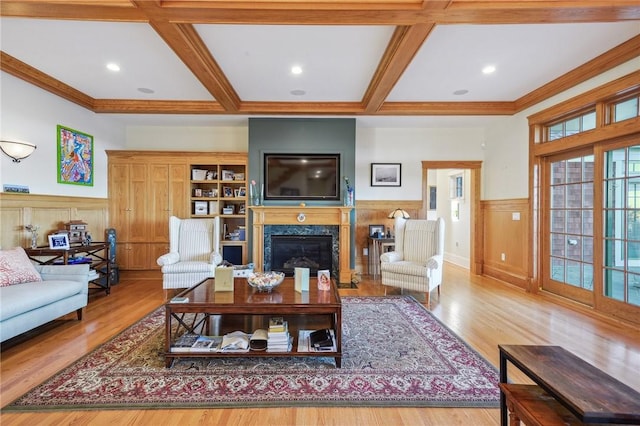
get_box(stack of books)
[267,317,291,352]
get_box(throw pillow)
[0,247,42,287]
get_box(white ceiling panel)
[0,18,213,100]
[195,24,395,101]
[389,22,640,102]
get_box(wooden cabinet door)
[150,164,170,243]
[128,164,148,243]
[108,163,131,241]
[169,164,188,218]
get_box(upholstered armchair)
[380,217,445,305]
[157,216,223,290]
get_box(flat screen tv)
[264,153,340,201]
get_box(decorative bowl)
[247,271,285,293]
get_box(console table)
[499,344,640,425]
[25,243,112,295]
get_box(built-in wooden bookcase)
[107,151,247,270]
[189,157,248,265]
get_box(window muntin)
[603,145,640,306]
[547,111,596,141]
[549,155,594,291]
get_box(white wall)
[0,74,126,198]
[125,125,248,151]
[483,58,640,200]
[354,126,485,200]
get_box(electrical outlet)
[501,253,506,261]
[363,247,368,256]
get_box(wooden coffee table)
[164,277,342,368]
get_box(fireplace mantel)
[250,206,353,283]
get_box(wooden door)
[108,163,131,241]
[128,164,148,243]
[149,164,170,243]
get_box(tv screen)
[264,154,340,201]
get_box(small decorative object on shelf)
[250,180,262,206]
[344,176,354,207]
[25,224,39,249]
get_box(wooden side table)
[25,243,112,294]
[368,237,395,279]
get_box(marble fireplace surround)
[250,206,353,283]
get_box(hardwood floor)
[1,264,639,425]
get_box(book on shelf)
[170,333,199,352]
[268,316,286,332]
[297,329,336,353]
[266,335,293,353]
[191,335,223,352]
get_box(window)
[547,110,596,141]
[603,145,640,307]
[611,95,640,123]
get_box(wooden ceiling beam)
[2,1,639,25]
[0,51,94,110]
[378,101,516,115]
[93,99,225,114]
[132,1,241,112]
[361,1,451,113]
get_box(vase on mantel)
[344,188,354,207]
[250,181,262,206]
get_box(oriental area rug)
[5,296,500,411]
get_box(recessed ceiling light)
[137,87,155,94]
[106,63,120,72]
[453,89,469,96]
[482,65,496,75]
[291,65,303,75]
[290,89,306,96]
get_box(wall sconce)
[0,140,37,162]
[388,208,410,219]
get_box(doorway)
[422,161,482,275]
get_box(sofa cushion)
[0,280,84,321]
[0,247,42,287]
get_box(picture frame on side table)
[369,224,384,238]
[371,163,401,187]
[57,125,94,186]
[48,233,70,250]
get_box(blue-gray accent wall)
[248,118,356,269]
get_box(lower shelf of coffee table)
[165,312,342,368]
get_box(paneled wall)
[0,193,108,250]
[354,200,423,273]
[481,198,530,290]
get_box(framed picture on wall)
[371,163,401,187]
[57,125,94,186]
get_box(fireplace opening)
[271,235,332,277]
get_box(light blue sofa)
[0,264,89,342]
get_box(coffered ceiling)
[1,1,639,127]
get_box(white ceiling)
[1,2,639,128]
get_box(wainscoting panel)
[481,199,531,290]
[0,193,109,250]
[354,200,423,274]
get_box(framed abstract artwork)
[57,125,94,186]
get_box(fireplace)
[264,225,339,279]
[271,235,333,276]
[250,206,353,283]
